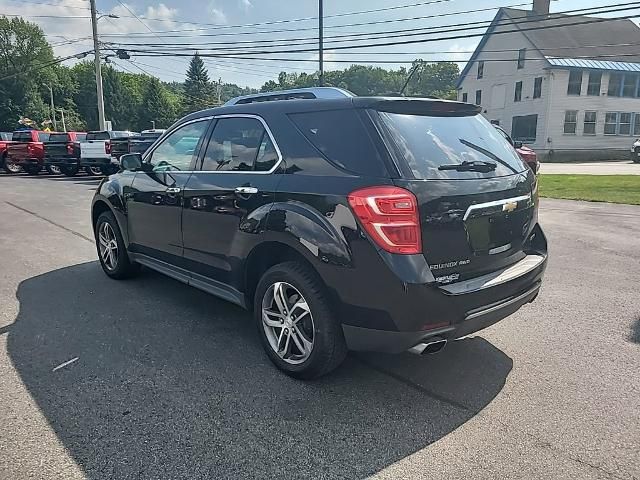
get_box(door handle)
[166,187,181,194]
[235,186,258,195]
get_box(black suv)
[91,88,547,379]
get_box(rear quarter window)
[288,109,387,177]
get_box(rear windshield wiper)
[458,139,519,174]
[439,160,497,173]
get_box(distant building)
[456,0,640,161]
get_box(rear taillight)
[67,143,74,154]
[347,186,422,255]
[105,142,111,154]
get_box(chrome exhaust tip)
[408,337,447,355]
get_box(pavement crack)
[352,354,471,412]
[5,202,94,244]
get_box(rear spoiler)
[354,97,482,117]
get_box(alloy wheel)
[261,282,315,365]
[49,165,62,175]
[5,161,21,173]
[88,166,103,176]
[98,222,118,271]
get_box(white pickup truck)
[80,130,137,175]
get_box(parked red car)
[43,131,87,176]
[0,132,18,173]
[494,125,539,174]
[6,130,53,175]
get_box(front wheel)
[95,211,140,279]
[254,261,347,379]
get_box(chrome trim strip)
[462,194,531,221]
[143,114,284,175]
[440,254,545,295]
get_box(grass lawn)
[538,175,640,205]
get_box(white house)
[456,0,640,161]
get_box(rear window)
[86,131,110,141]
[38,132,50,142]
[378,112,527,179]
[76,133,87,142]
[289,109,387,177]
[48,133,70,142]
[12,132,33,142]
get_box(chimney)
[532,0,550,15]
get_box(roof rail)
[224,87,354,106]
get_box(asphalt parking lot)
[0,173,638,480]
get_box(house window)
[533,77,542,99]
[511,114,537,142]
[587,72,602,96]
[514,81,523,102]
[477,61,484,79]
[608,73,622,97]
[567,71,582,95]
[475,89,482,105]
[634,113,640,136]
[462,92,468,102]
[583,111,597,135]
[517,48,526,69]
[622,74,638,97]
[619,112,632,135]
[604,112,618,135]
[563,110,578,134]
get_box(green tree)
[182,53,212,114]
[408,61,460,99]
[0,16,55,130]
[138,77,177,129]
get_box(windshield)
[48,133,70,142]
[87,131,110,141]
[378,112,527,179]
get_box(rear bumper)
[335,226,548,353]
[15,157,41,166]
[80,157,112,167]
[44,156,76,166]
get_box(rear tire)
[100,165,118,175]
[85,166,103,176]
[254,261,347,379]
[95,211,140,279]
[46,165,62,175]
[62,165,79,177]
[3,157,22,174]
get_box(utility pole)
[318,0,324,86]
[58,109,67,132]
[46,84,57,130]
[89,0,106,130]
[217,77,222,105]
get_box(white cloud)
[207,1,227,23]
[239,0,252,12]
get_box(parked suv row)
[92,88,547,378]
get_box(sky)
[0,0,631,88]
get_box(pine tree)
[182,53,212,114]
[139,77,176,129]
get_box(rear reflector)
[348,186,422,255]
[105,142,111,154]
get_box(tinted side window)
[201,117,266,172]
[288,109,387,176]
[148,120,209,171]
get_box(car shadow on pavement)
[8,262,512,479]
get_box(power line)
[103,2,640,52]
[116,8,640,58]
[0,50,92,82]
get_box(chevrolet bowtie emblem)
[502,201,518,213]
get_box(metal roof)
[546,57,640,72]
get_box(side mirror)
[513,141,524,149]
[120,153,143,171]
